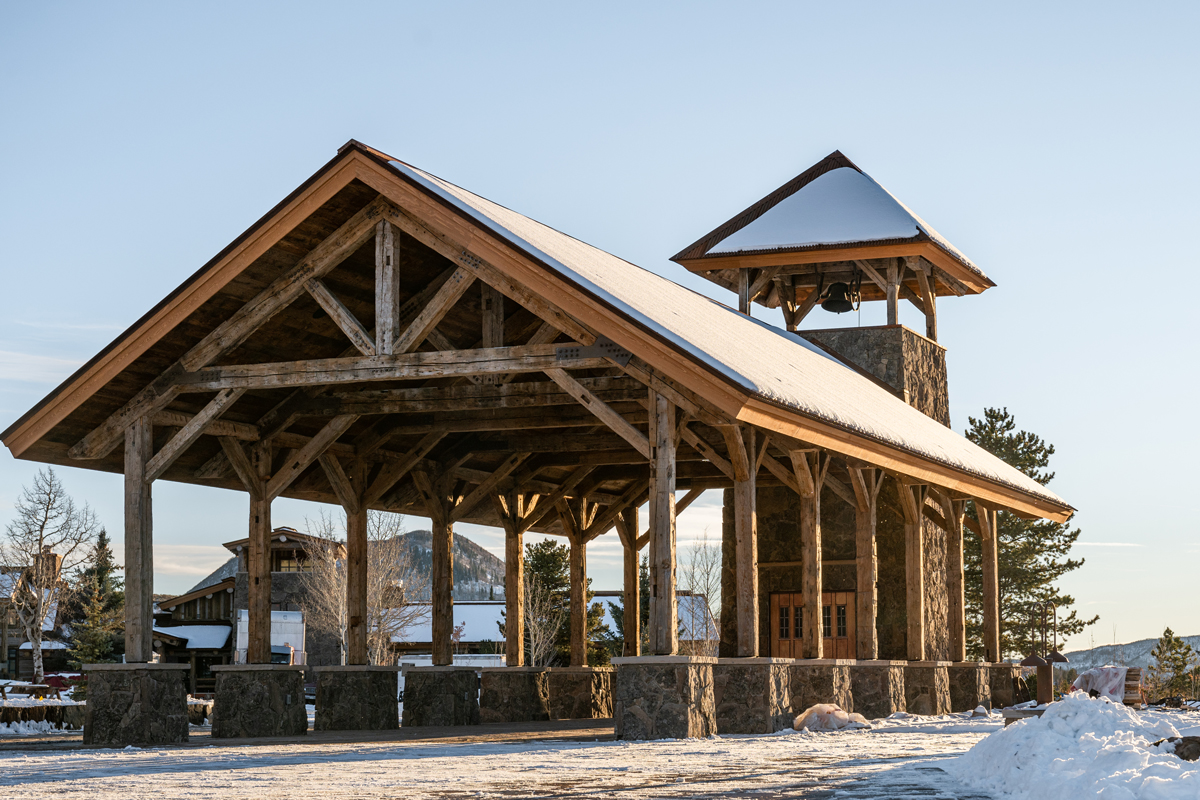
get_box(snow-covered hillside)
[1064,634,1200,670]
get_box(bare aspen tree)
[678,528,721,657]
[1,469,99,683]
[523,570,566,667]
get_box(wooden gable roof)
[0,141,1071,523]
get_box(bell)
[821,282,855,314]
[1020,653,1049,667]
[1047,650,1069,664]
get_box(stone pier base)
[948,663,992,712]
[83,663,190,746]
[315,666,400,731]
[401,667,480,727]
[989,663,1021,709]
[789,659,854,716]
[849,661,906,720]
[546,667,614,719]
[904,662,951,716]
[713,658,792,734]
[212,665,307,738]
[612,656,716,740]
[479,668,550,723]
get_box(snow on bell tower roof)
[670,152,995,337]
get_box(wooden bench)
[0,683,61,701]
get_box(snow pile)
[793,703,870,732]
[0,719,65,736]
[947,692,1199,799]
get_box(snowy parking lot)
[0,699,1197,799]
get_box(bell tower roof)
[670,151,995,339]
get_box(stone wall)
[479,668,550,724]
[713,660,791,734]
[83,665,189,746]
[612,658,716,740]
[402,667,480,727]
[212,666,307,738]
[546,668,613,719]
[315,667,399,731]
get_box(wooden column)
[616,508,640,657]
[909,256,938,342]
[123,416,153,663]
[375,220,399,354]
[345,492,368,666]
[792,451,826,659]
[940,493,967,662]
[647,390,678,656]
[569,530,588,667]
[898,481,927,662]
[886,259,899,326]
[247,443,272,664]
[733,427,758,657]
[851,467,882,660]
[737,269,751,315]
[497,492,525,667]
[977,502,1001,662]
[415,472,454,666]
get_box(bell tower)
[670,150,994,426]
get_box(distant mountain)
[1063,634,1200,671]
[395,530,505,602]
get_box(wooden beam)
[557,502,588,667]
[413,470,454,666]
[747,266,782,303]
[247,443,272,664]
[853,260,889,294]
[679,424,734,480]
[719,425,751,483]
[264,415,358,501]
[912,256,937,341]
[799,452,826,659]
[364,431,446,506]
[450,452,532,524]
[345,460,368,665]
[219,437,261,499]
[583,480,647,542]
[144,388,246,483]
[519,465,595,532]
[616,507,640,657]
[318,454,360,515]
[886,259,899,326]
[976,501,1001,662]
[153,409,257,442]
[737,269,750,314]
[493,492,525,667]
[852,467,883,660]
[306,278,375,357]
[734,426,758,657]
[619,357,732,428]
[795,287,821,326]
[898,480,927,661]
[375,220,399,354]
[634,486,702,550]
[174,344,609,392]
[545,368,651,458]
[394,267,476,355]
[775,276,798,331]
[647,390,677,655]
[124,416,153,662]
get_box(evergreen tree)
[523,539,611,665]
[65,575,121,669]
[607,555,650,653]
[963,408,1097,660]
[1147,627,1197,700]
[63,528,124,623]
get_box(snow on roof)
[388,160,1065,509]
[597,595,718,641]
[19,640,67,650]
[396,602,486,644]
[186,557,237,595]
[153,625,231,650]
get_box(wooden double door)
[770,591,856,659]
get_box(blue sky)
[1,2,1196,650]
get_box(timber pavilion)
[0,142,1072,743]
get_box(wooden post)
[886,259,899,326]
[616,508,640,657]
[977,502,1001,662]
[910,256,938,341]
[375,221,399,355]
[941,494,967,662]
[852,468,881,660]
[738,269,750,315]
[415,472,454,666]
[647,390,678,656]
[345,475,368,666]
[793,451,826,659]
[734,426,758,657]
[124,416,153,662]
[247,443,272,664]
[899,482,927,662]
[569,528,588,667]
[498,492,525,667]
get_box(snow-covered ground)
[1,700,1197,798]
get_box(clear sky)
[1,2,1196,651]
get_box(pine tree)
[63,528,124,624]
[65,574,121,670]
[1147,627,1197,700]
[522,539,611,665]
[606,554,650,653]
[963,408,1097,660]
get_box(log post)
[898,481,927,662]
[792,451,825,659]
[375,220,399,355]
[495,492,525,667]
[123,416,154,662]
[886,259,899,326]
[940,493,967,662]
[247,443,272,664]
[569,529,588,667]
[647,390,678,656]
[415,471,454,666]
[345,461,368,665]
[734,426,758,657]
[738,269,750,315]
[616,507,640,657]
[977,501,1001,662]
[852,467,882,660]
[909,256,937,342]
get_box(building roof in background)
[153,624,231,650]
[186,558,237,595]
[396,602,484,644]
[159,577,235,610]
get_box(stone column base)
[315,666,400,731]
[789,659,854,716]
[714,658,793,734]
[989,662,1021,709]
[546,667,614,719]
[849,661,906,719]
[401,667,480,727]
[480,667,550,723]
[904,662,951,715]
[83,663,190,746]
[212,665,307,738]
[612,656,716,740]
[948,663,991,712]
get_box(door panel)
[769,591,856,660]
